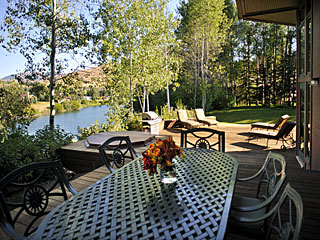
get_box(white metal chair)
[229,183,303,240]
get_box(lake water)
[27,105,109,136]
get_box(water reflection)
[27,105,109,135]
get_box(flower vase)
[160,164,177,184]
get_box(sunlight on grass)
[208,107,296,124]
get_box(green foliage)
[54,103,65,113]
[95,0,181,113]
[62,100,81,111]
[175,99,186,110]
[1,0,91,129]
[0,126,72,179]
[219,19,296,107]
[0,129,39,178]
[28,82,49,101]
[177,0,232,109]
[77,121,108,140]
[155,104,176,120]
[32,125,73,162]
[0,82,34,142]
[210,84,232,110]
[104,105,141,131]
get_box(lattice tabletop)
[35,148,238,240]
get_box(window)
[306,16,311,76]
[299,22,305,77]
[297,0,312,166]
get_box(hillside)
[1,66,104,85]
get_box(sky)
[0,0,180,79]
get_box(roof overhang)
[236,0,298,26]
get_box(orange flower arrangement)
[142,137,183,175]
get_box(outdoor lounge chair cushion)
[251,114,290,130]
[194,109,218,126]
[177,110,201,128]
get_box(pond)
[27,105,109,136]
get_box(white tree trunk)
[165,48,170,113]
[193,36,198,108]
[49,0,56,129]
[201,35,205,110]
[130,50,133,113]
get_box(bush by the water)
[0,126,73,179]
[54,99,103,113]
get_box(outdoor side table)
[34,148,238,240]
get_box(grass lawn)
[31,101,50,115]
[207,107,296,124]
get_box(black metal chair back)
[0,160,77,239]
[180,128,225,152]
[98,136,139,173]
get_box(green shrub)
[0,82,34,142]
[77,121,108,140]
[156,103,177,120]
[0,129,40,179]
[61,100,81,111]
[176,99,187,110]
[55,103,64,113]
[81,99,89,105]
[0,126,73,179]
[70,100,81,111]
[126,113,142,131]
[33,125,73,162]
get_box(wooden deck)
[1,123,320,239]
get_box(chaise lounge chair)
[251,114,290,130]
[177,109,201,129]
[194,108,218,126]
[248,121,296,150]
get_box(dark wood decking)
[1,123,319,239]
[165,123,320,239]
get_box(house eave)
[236,0,297,26]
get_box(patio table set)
[0,125,303,240]
[34,148,238,240]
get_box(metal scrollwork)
[113,150,125,168]
[266,174,277,198]
[23,184,49,216]
[195,139,210,149]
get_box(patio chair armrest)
[232,196,273,212]
[236,157,272,182]
[0,214,32,240]
[64,181,78,195]
[236,171,261,182]
[230,204,276,223]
